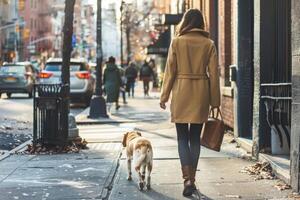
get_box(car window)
[45,63,85,71]
[0,66,25,74]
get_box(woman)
[104,56,122,110]
[160,9,220,196]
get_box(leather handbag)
[201,107,225,152]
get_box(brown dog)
[122,131,153,190]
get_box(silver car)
[39,58,95,106]
[0,62,37,98]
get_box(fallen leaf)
[274,182,291,191]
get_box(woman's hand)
[160,102,166,110]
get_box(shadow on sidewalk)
[194,190,214,200]
[142,189,175,200]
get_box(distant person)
[119,65,127,104]
[160,9,220,197]
[149,59,159,89]
[103,56,122,110]
[125,61,138,98]
[139,60,154,96]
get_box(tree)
[121,2,154,64]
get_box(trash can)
[33,84,69,146]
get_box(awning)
[162,14,183,25]
[147,29,171,56]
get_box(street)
[0,93,85,151]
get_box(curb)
[99,145,123,200]
[76,119,137,125]
[0,139,32,162]
[75,107,138,125]
[259,153,290,185]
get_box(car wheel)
[6,93,11,98]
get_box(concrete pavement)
[0,85,294,199]
[0,123,125,200]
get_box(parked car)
[0,62,37,98]
[39,58,95,106]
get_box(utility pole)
[61,0,76,136]
[120,1,125,68]
[89,0,108,118]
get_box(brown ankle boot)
[181,166,193,196]
[190,167,197,191]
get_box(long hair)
[176,9,205,36]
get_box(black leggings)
[143,80,150,95]
[175,123,203,169]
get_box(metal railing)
[261,83,291,148]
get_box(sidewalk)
[0,82,294,200]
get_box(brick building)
[16,0,96,62]
[0,0,20,62]
[18,0,53,60]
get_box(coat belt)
[176,73,208,80]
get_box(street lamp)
[89,0,108,118]
[120,1,125,68]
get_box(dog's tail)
[135,146,151,170]
[136,153,147,169]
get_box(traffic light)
[19,0,25,11]
[9,52,16,59]
[15,23,19,32]
[23,28,30,39]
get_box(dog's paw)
[127,176,132,181]
[146,184,151,190]
[139,182,144,191]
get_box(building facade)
[1,0,97,63]
[102,3,119,61]
[18,0,53,61]
[0,0,20,62]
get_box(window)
[0,66,26,74]
[45,63,85,72]
[34,19,37,29]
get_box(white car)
[39,58,95,106]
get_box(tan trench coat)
[160,28,220,124]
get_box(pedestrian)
[139,60,153,97]
[125,61,138,98]
[149,59,159,89]
[118,65,128,104]
[160,9,220,197]
[103,56,122,110]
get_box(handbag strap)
[210,107,223,120]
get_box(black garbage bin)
[33,84,69,146]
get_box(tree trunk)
[62,0,75,87]
[61,0,75,138]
